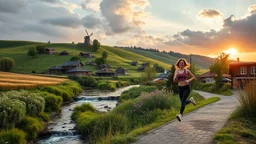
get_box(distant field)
[0,72,67,90]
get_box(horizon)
[0,0,256,61]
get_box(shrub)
[71,103,96,120]
[0,129,26,144]
[36,45,46,54]
[2,90,45,116]
[38,91,62,113]
[0,96,26,130]
[70,56,81,61]
[97,81,116,91]
[17,116,44,141]
[62,80,82,95]
[27,47,37,58]
[238,81,256,116]
[0,57,15,72]
[119,86,157,102]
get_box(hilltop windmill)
[84,30,93,45]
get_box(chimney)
[237,57,240,62]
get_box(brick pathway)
[133,90,239,144]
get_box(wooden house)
[98,64,110,70]
[197,71,230,83]
[60,50,69,56]
[115,67,127,75]
[131,61,138,66]
[48,66,65,74]
[67,67,92,76]
[229,60,256,89]
[45,48,55,54]
[95,68,116,77]
[79,52,93,58]
[138,63,148,71]
[61,61,84,72]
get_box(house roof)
[48,65,63,70]
[96,68,115,74]
[67,67,92,73]
[61,61,84,67]
[197,71,230,78]
[230,61,256,66]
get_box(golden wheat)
[0,72,67,90]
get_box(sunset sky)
[0,0,256,61]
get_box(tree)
[153,64,165,73]
[93,39,100,52]
[188,63,200,88]
[70,56,81,61]
[166,65,178,93]
[36,45,46,54]
[0,57,15,72]
[27,47,37,58]
[95,57,106,66]
[140,62,156,82]
[102,51,108,59]
[209,52,230,89]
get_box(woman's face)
[178,60,185,68]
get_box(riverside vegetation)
[0,73,82,144]
[71,85,219,144]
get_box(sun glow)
[223,47,238,55]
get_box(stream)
[37,85,139,144]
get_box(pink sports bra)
[177,69,188,81]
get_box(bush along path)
[134,90,239,144]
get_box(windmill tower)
[84,30,93,45]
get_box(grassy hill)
[121,47,214,69]
[0,40,212,77]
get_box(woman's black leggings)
[178,85,191,114]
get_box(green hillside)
[0,41,212,77]
[121,47,214,69]
[0,41,170,77]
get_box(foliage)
[188,63,200,88]
[38,91,62,113]
[209,52,230,89]
[69,76,97,87]
[97,81,116,91]
[70,55,81,61]
[153,63,165,72]
[238,81,256,116]
[17,116,44,141]
[95,57,106,66]
[27,47,37,58]
[140,81,166,90]
[0,96,26,130]
[102,51,108,59]
[36,45,46,54]
[166,65,178,93]
[140,62,157,82]
[194,82,232,96]
[119,86,158,102]
[71,103,96,120]
[0,57,15,72]
[93,39,100,52]
[0,129,26,144]
[2,90,45,116]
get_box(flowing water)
[37,85,139,144]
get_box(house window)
[251,66,256,75]
[240,67,247,75]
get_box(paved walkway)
[134,90,239,144]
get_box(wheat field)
[0,72,67,90]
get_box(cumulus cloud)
[82,14,102,28]
[248,5,256,14]
[166,6,256,53]
[197,9,223,19]
[42,15,82,28]
[81,0,101,12]
[0,0,26,14]
[100,0,150,34]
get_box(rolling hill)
[0,40,213,77]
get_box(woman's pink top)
[177,69,188,81]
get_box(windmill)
[84,30,93,45]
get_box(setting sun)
[223,48,238,55]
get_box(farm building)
[45,48,55,54]
[115,67,127,75]
[67,67,92,76]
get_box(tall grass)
[238,81,256,116]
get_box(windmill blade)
[90,33,93,37]
[85,30,89,36]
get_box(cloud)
[0,0,26,14]
[100,0,150,34]
[197,9,223,19]
[166,6,256,53]
[248,5,256,14]
[81,0,101,12]
[82,14,102,28]
[40,0,61,3]
[42,15,82,28]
